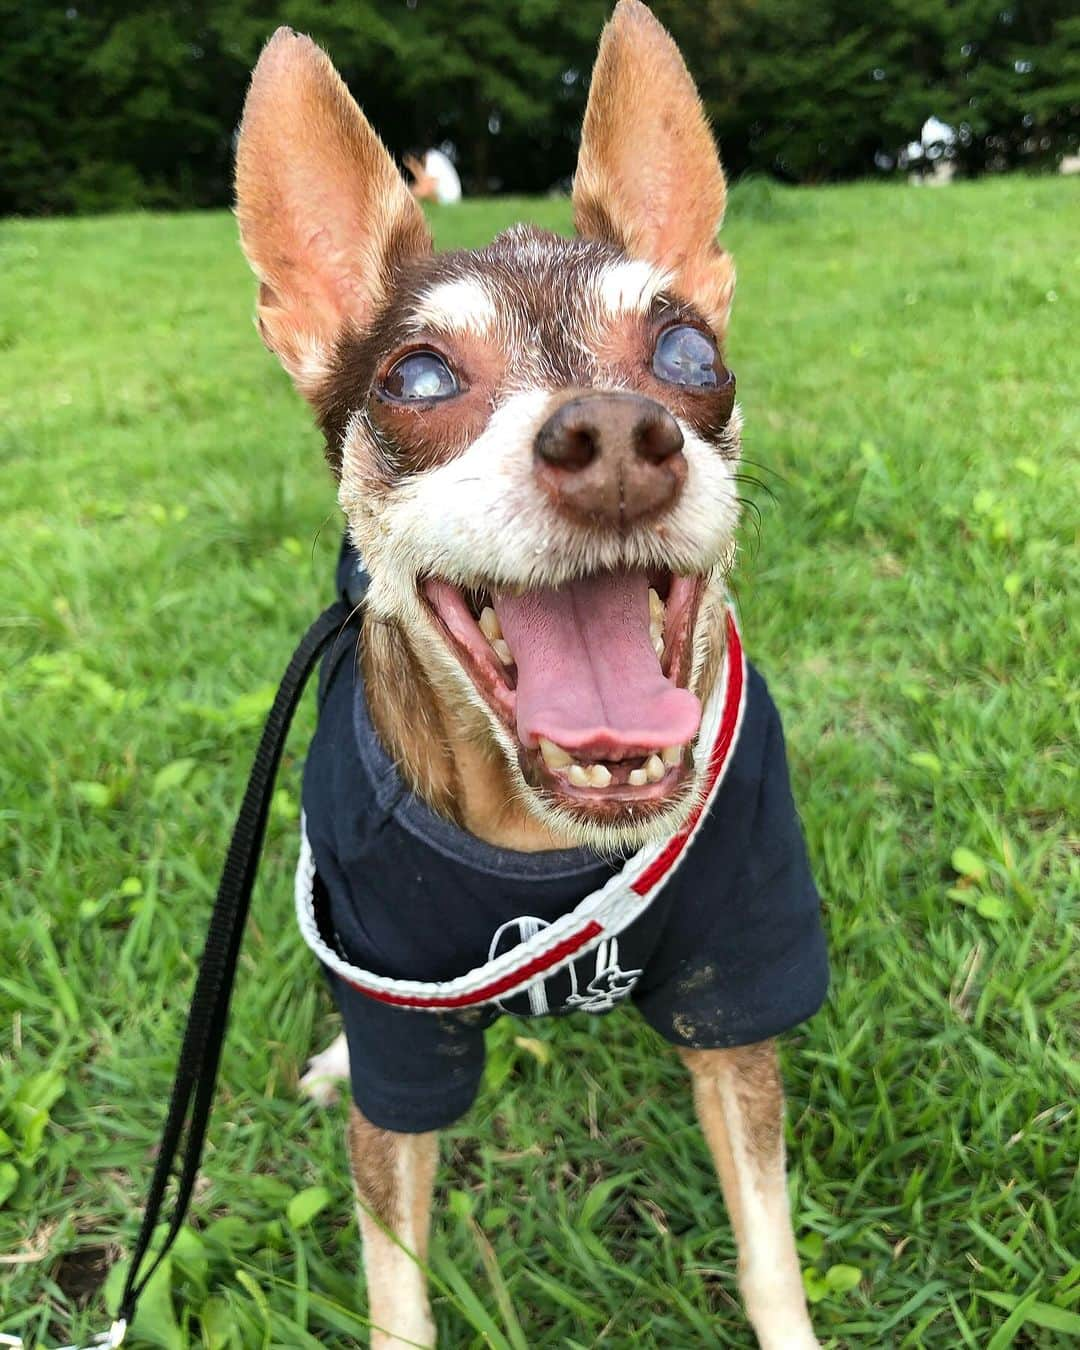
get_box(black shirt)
[297,548,828,1131]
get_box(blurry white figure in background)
[405,147,462,204]
[904,116,957,185]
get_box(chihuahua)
[234,3,827,1346]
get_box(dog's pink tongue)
[493,571,701,758]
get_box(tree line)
[1,0,1076,216]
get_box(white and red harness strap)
[295,608,747,1011]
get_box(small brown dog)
[235,4,825,1346]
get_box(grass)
[1,176,1077,1348]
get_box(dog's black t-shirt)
[300,550,828,1133]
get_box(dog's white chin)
[518,777,704,854]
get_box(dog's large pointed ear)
[235,28,432,398]
[573,0,733,334]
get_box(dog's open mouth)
[423,569,705,819]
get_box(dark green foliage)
[656,0,1080,181]
[1,0,1078,215]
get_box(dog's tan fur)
[235,27,431,395]
[363,617,577,851]
[350,1103,439,1350]
[237,3,818,1345]
[573,0,735,335]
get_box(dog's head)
[236,0,741,850]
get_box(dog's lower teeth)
[661,744,682,767]
[628,768,648,787]
[479,606,502,642]
[539,737,573,770]
[644,754,665,783]
[586,764,612,788]
[491,638,513,666]
[567,764,590,787]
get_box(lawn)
[1,176,1077,1348]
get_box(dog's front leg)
[680,1042,819,1350]
[348,1103,438,1349]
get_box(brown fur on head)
[235,3,741,852]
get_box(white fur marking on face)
[410,276,498,335]
[594,259,672,318]
[284,333,332,396]
[343,396,740,612]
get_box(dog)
[234,4,827,1346]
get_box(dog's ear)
[235,28,432,398]
[573,0,733,334]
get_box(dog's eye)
[652,325,720,388]
[382,351,459,402]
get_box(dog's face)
[236,1,741,850]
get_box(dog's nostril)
[537,420,598,471]
[635,414,684,464]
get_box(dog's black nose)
[534,392,685,528]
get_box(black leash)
[116,598,354,1333]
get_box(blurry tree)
[655,0,1078,180]
[936,2,1080,173]
[0,0,1076,215]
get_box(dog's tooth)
[539,737,573,770]
[585,764,612,788]
[661,744,683,767]
[567,764,590,787]
[628,768,648,787]
[492,638,513,666]
[644,754,665,783]
[479,606,502,642]
[649,591,665,661]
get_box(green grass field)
[1,177,1077,1348]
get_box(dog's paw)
[757,1326,820,1350]
[371,1312,436,1350]
[371,1324,436,1350]
[299,1031,350,1106]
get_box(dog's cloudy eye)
[383,351,458,402]
[652,325,720,388]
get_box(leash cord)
[117,599,354,1327]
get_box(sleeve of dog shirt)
[300,649,494,1134]
[631,663,830,1050]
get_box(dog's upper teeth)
[661,744,683,767]
[644,754,665,783]
[648,587,665,657]
[585,764,612,788]
[491,638,513,666]
[539,737,573,770]
[627,767,648,787]
[479,606,502,642]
